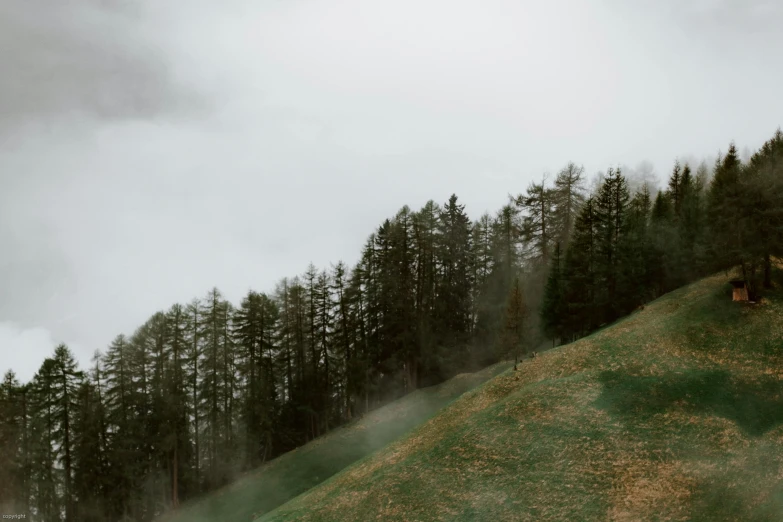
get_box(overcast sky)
[1,0,782,382]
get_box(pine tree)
[164,303,191,507]
[72,378,107,521]
[315,269,334,430]
[102,334,135,517]
[492,203,521,282]
[560,197,597,338]
[51,344,84,522]
[185,299,203,493]
[473,204,521,357]
[0,371,24,514]
[412,201,441,387]
[503,277,528,370]
[198,288,230,487]
[677,163,706,281]
[707,143,745,278]
[29,358,61,522]
[539,242,564,344]
[347,258,373,414]
[667,160,683,217]
[518,178,554,265]
[469,213,495,361]
[593,168,630,323]
[745,129,783,289]
[435,195,473,370]
[331,261,355,420]
[650,190,674,295]
[234,291,278,467]
[619,185,654,310]
[389,207,417,392]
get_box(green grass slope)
[156,361,511,522]
[261,273,783,522]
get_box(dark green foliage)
[0,371,26,515]
[540,242,564,342]
[72,378,108,522]
[593,167,631,322]
[707,144,744,274]
[619,185,654,309]
[539,128,783,352]
[503,277,528,370]
[559,197,598,338]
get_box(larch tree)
[551,162,587,246]
[0,371,25,514]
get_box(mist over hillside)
[2,1,783,521]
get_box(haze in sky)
[1,0,782,382]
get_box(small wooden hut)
[729,279,749,302]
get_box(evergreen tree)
[185,299,203,494]
[164,303,190,507]
[593,168,631,323]
[707,144,746,281]
[72,378,108,521]
[539,242,564,344]
[198,288,231,487]
[29,358,61,522]
[517,178,554,265]
[619,185,654,309]
[102,334,136,517]
[389,207,417,392]
[745,129,783,288]
[411,201,441,387]
[650,190,674,295]
[469,213,495,361]
[331,261,356,419]
[667,160,683,217]
[560,197,597,338]
[234,291,278,467]
[435,195,473,369]
[0,371,24,514]
[677,163,706,281]
[51,344,84,522]
[315,269,334,430]
[503,277,528,370]
[473,203,521,356]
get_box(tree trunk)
[62,372,73,522]
[764,252,772,289]
[172,445,179,508]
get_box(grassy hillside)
[156,361,511,522]
[261,272,783,522]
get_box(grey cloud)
[0,0,202,129]
[1,0,782,381]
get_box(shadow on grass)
[595,369,783,436]
[690,481,783,522]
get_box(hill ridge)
[156,361,511,522]
[260,272,783,521]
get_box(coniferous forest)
[1,130,782,522]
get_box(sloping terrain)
[157,361,511,522]
[261,272,783,522]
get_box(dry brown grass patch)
[607,457,697,522]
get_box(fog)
[2,0,782,381]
